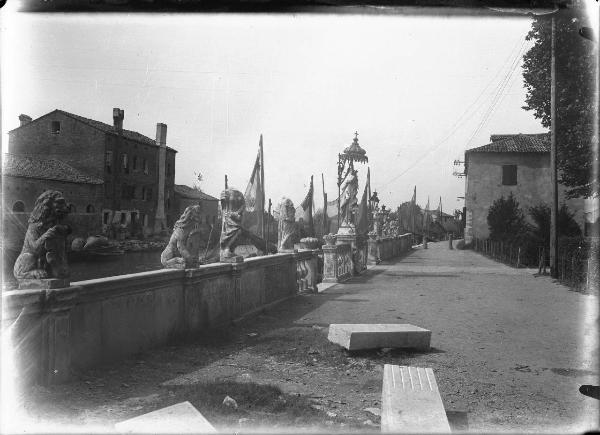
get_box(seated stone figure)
[220,189,246,261]
[14,190,72,280]
[277,198,297,252]
[161,205,203,269]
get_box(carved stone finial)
[277,197,297,252]
[14,190,72,288]
[161,205,203,269]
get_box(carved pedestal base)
[18,278,70,290]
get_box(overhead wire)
[378,33,529,191]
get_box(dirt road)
[16,241,599,433]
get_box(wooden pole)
[259,134,265,239]
[266,198,272,254]
[550,15,559,278]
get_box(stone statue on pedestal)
[161,205,203,269]
[13,190,72,283]
[339,168,359,231]
[277,198,297,252]
[220,188,246,261]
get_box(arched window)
[12,201,25,212]
[86,204,95,213]
[68,204,76,213]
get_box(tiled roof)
[10,109,177,152]
[490,133,549,143]
[174,184,218,201]
[3,154,104,184]
[467,133,550,154]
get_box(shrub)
[487,193,530,243]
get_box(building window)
[147,188,152,200]
[502,165,517,186]
[12,201,25,212]
[103,212,110,224]
[68,204,76,213]
[105,151,113,173]
[143,159,149,175]
[166,198,171,210]
[122,153,129,174]
[86,204,95,213]
[51,121,61,134]
[133,156,138,171]
[120,212,127,225]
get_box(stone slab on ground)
[115,401,217,433]
[327,323,431,351]
[381,364,451,433]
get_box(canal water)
[2,250,164,289]
[69,251,163,282]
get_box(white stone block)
[115,401,217,434]
[327,324,431,351]
[381,365,451,433]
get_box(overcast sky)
[2,12,545,213]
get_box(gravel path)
[15,241,598,433]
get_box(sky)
[1,11,546,214]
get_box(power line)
[379,33,528,190]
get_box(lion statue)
[161,205,203,269]
[277,197,297,252]
[13,190,72,280]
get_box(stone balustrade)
[1,251,319,386]
[322,243,354,283]
[368,233,413,265]
[296,249,319,293]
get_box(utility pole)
[550,15,559,278]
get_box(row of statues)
[12,189,307,284]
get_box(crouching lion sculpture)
[161,205,203,269]
[13,190,72,280]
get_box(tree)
[487,193,530,242]
[521,7,598,198]
[529,202,581,245]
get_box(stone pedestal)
[41,286,78,385]
[368,237,381,265]
[337,233,367,275]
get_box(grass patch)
[164,380,327,428]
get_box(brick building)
[173,184,219,226]
[463,133,585,243]
[7,108,177,237]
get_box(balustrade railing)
[295,250,319,293]
[472,237,598,293]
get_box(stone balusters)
[322,234,353,283]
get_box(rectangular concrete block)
[327,324,431,351]
[381,365,451,433]
[115,401,217,434]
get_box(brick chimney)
[18,114,32,126]
[113,108,124,133]
[154,123,168,233]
